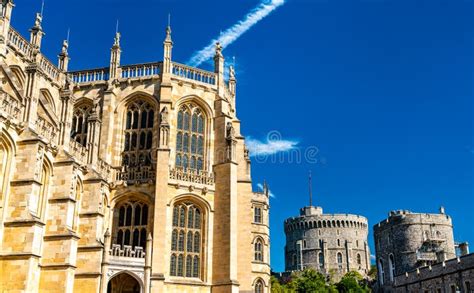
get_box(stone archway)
[107,272,141,293]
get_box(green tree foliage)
[336,271,371,293]
[368,265,377,280]
[271,269,372,293]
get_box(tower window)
[389,254,395,282]
[337,252,343,269]
[254,279,264,293]
[378,259,385,285]
[254,206,262,223]
[254,238,264,262]
[319,252,324,268]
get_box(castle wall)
[393,253,474,293]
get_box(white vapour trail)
[187,0,286,67]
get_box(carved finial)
[263,180,269,197]
[165,26,172,43]
[113,31,121,48]
[229,65,235,79]
[61,39,68,54]
[34,12,42,28]
[147,232,153,241]
[439,206,445,214]
[104,229,111,237]
[215,42,223,57]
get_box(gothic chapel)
[0,2,270,292]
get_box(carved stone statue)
[226,122,235,141]
[160,107,169,125]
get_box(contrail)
[187,0,286,67]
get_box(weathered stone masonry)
[0,2,270,292]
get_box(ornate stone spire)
[214,42,225,94]
[109,31,121,80]
[229,64,236,96]
[58,39,69,72]
[263,180,269,198]
[29,12,45,49]
[163,19,173,74]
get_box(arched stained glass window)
[122,100,155,170]
[254,238,264,262]
[170,202,203,279]
[175,104,206,171]
[254,279,264,293]
[114,201,149,249]
[71,104,92,147]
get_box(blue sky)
[14,0,473,272]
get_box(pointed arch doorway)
[107,272,141,293]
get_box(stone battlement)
[394,253,474,286]
[284,207,368,232]
[374,210,452,232]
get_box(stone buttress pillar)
[144,233,152,293]
[86,105,101,165]
[38,165,83,292]
[323,240,328,271]
[0,141,52,292]
[98,88,117,163]
[211,89,240,292]
[74,180,110,292]
[23,63,40,127]
[99,229,111,293]
[150,103,171,292]
[149,27,173,293]
[58,87,74,147]
[345,240,352,273]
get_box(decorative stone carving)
[69,168,78,198]
[34,145,45,181]
[226,122,235,141]
[225,122,237,162]
[160,107,169,125]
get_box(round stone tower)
[284,205,371,280]
[373,208,456,290]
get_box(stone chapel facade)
[0,2,270,292]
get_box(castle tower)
[283,177,370,280]
[373,209,456,291]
